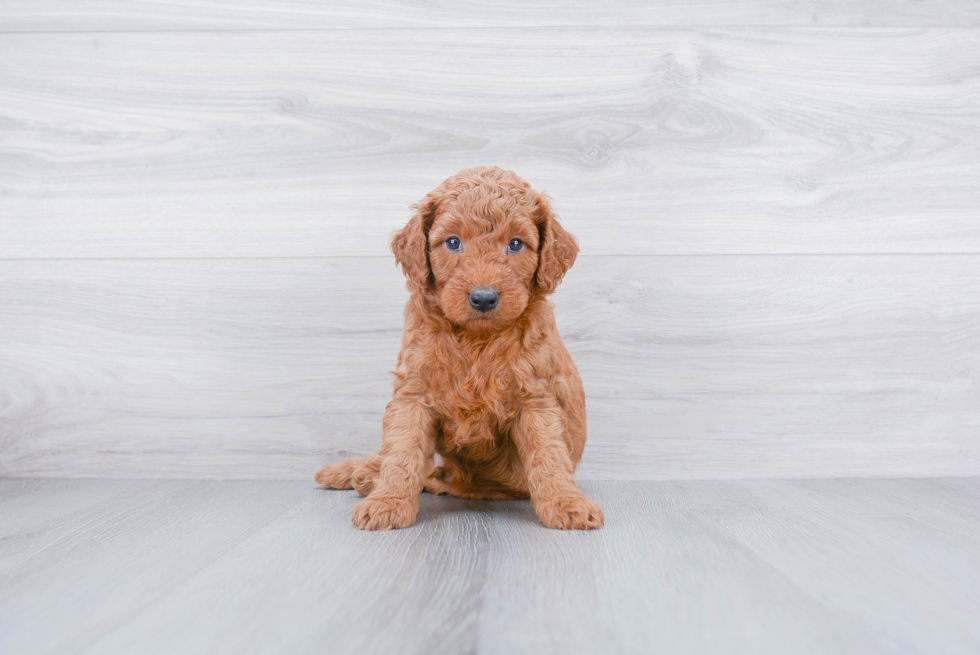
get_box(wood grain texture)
[1,479,978,654]
[0,478,146,546]
[2,255,978,480]
[479,481,888,654]
[3,0,978,31]
[82,486,493,655]
[0,479,309,654]
[677,478,980,653]
[2,28,979,258]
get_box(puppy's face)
[392,166,579,334]
[427,199,540,331]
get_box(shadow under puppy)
[316,166,603,530]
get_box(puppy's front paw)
[352,496,418,530]
[535,493,604,530]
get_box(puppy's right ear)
[391,191,439,291]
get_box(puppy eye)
[446,236,462,251]
[508,238,524,253]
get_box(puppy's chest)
[425,350,523,447]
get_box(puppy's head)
[392,166,578,332]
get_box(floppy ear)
[391,192,440,291]
[533,193,579,294]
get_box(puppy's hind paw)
[352,496,418,530]
[315,461,355,489]
[535,493,604,530]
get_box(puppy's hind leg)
[315,452,382,496]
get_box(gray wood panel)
[1,479,978,654]
[477,482,887,654]
[2,28,978,258]
[2,0,977,30]
[2,255,978,480]
[0,478,147,546]
[0,479,309,654]
[677,479,980,653]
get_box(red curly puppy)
[316,166,603,530]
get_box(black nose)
[469,287,499,313]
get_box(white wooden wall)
[1,2,978,480]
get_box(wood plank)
[677,478,980,653]
[2,1,977,31]
[1,28,978,258]
[1,255,978,479]
[0,480,973,653]
[478,482,889,654]
[0,480,308,653]
[0,478,147,544]
[924,476,980,517]
[80,486,491,655]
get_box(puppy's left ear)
[533,193,579,294]
[391,191,440,292]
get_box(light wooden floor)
[1,478,978,654]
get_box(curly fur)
[316,166,603,530]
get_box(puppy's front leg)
[352,396,435,530]
[513,398,604,530]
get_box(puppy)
[316,166,603,530]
